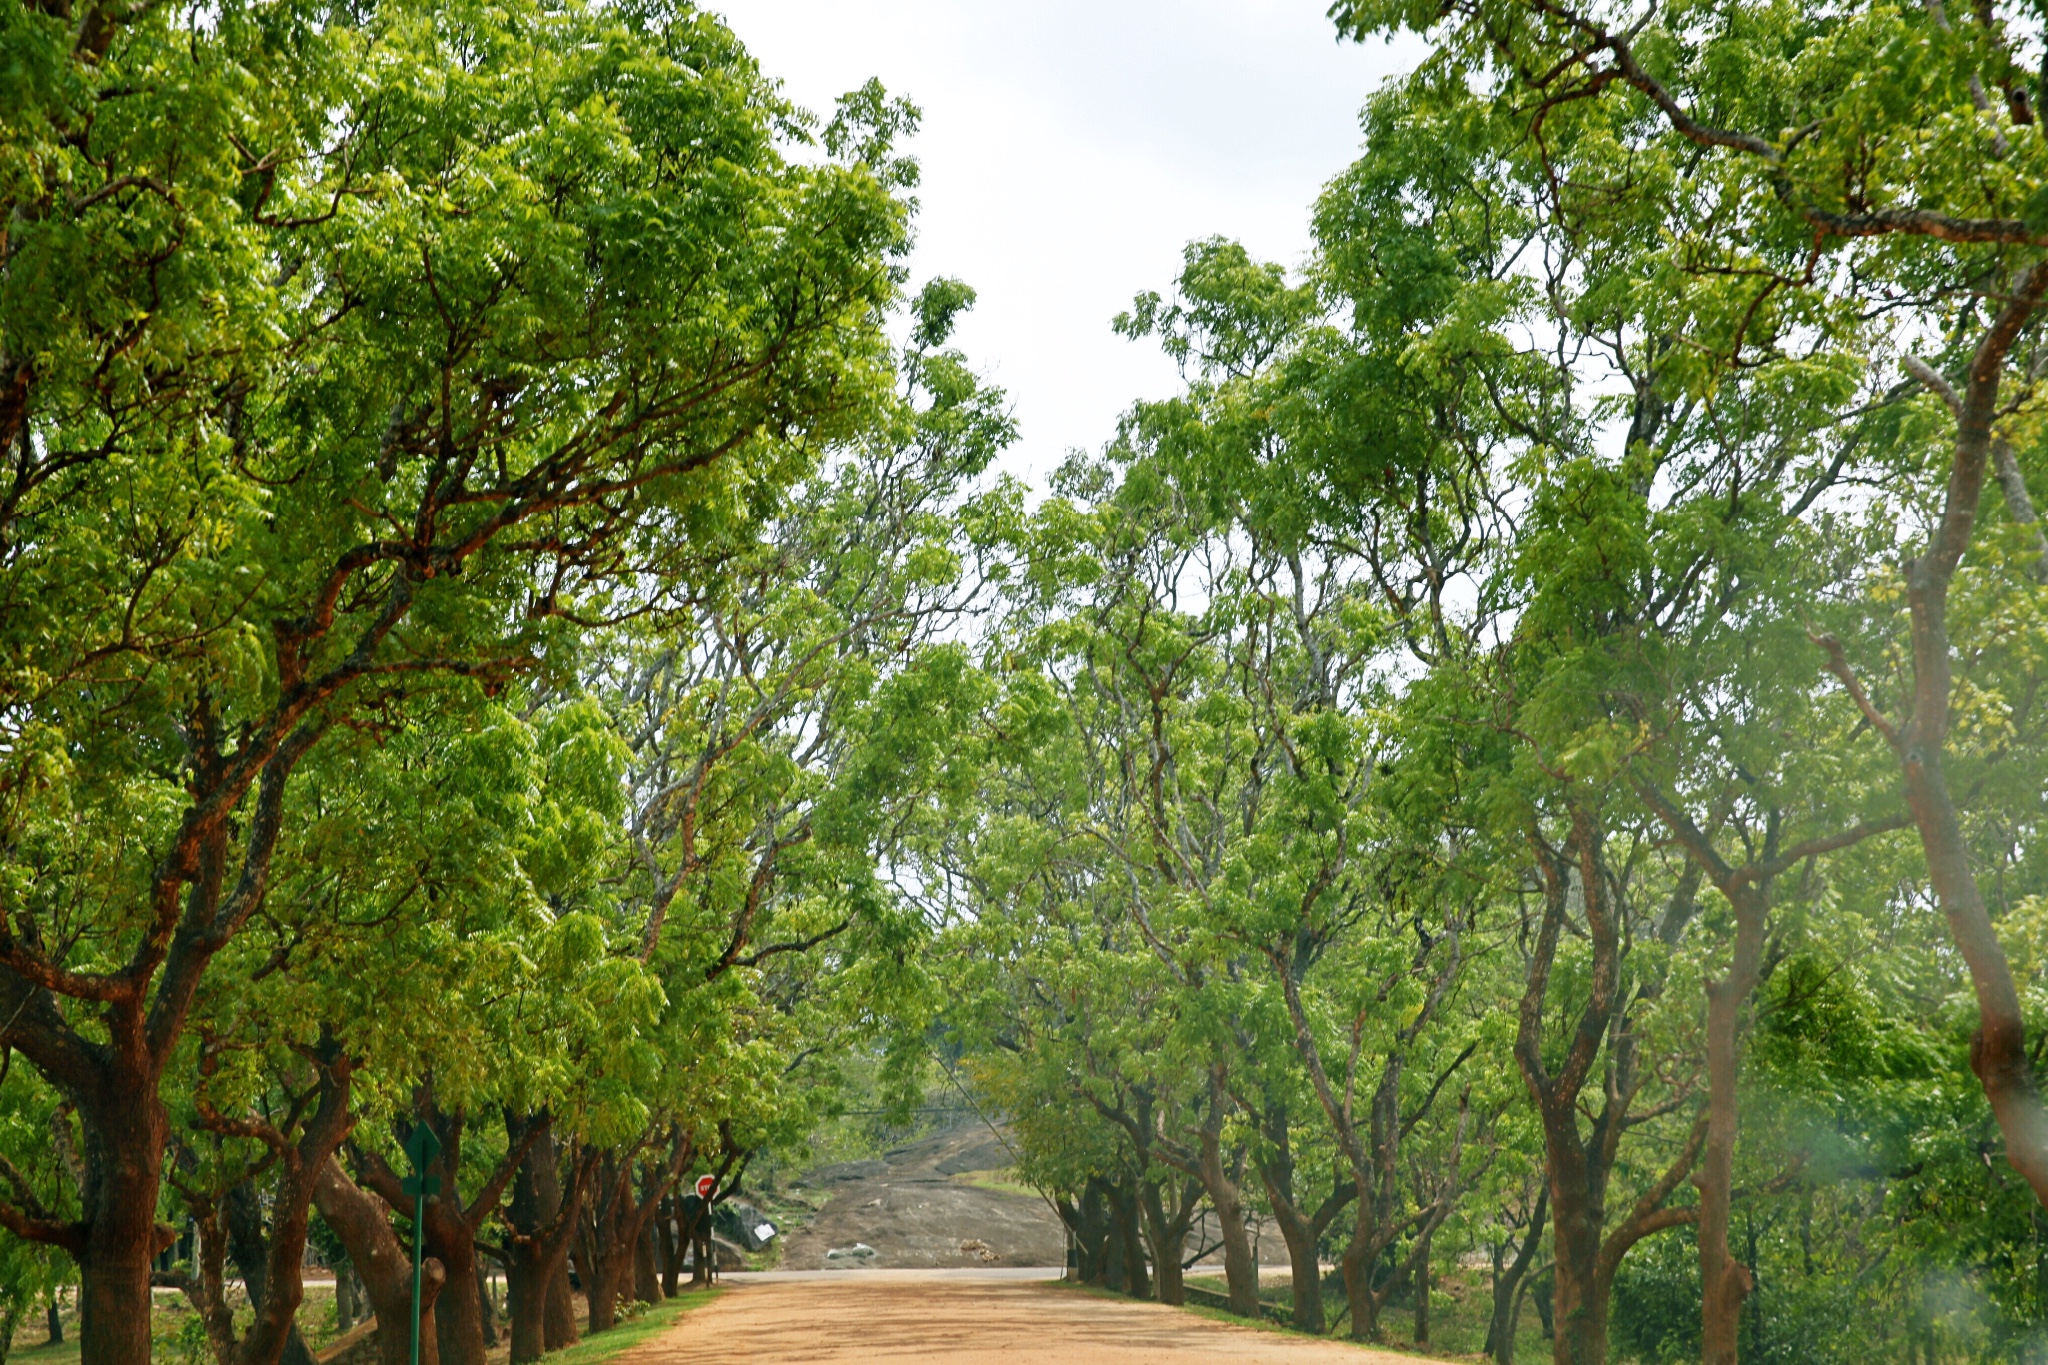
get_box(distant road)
[620,1268,1454,1364]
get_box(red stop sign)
[696,1175,716,1200]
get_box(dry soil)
[617,1269,1458,1365]
[774,1125,1066,1270]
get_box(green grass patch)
[543,1288,719,1365]
[947,1168,1045,1201]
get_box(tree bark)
[336,1264,359,1333]
[224,1178,320,1365]
[475,1263,497,1349]
[506,1123,591,1365]
[356,1095,544,1365]
[524,1131,580,1350]
[1115,1175,1149,1299]
[580,1127,695,1332]
[163,1038,359,1365]
[1636,777,1908,1365]
[1136,1176,1199,1307]
[1516,813,1705,1365]
[656,1197,680,1299]
[1251,1107,1353,1334]
[1196,1095,1260,1318]
[1413,1223,1434,1346]
[1697,886,1766,1365]
[312,1160,444,1365]
[632,1216,661,1307]
[1254,1116,1321,1333]
[1879,269,2048,1207]
[1484,1186,1547,1365]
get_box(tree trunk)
[1094,1178,1126,1291]
[505,1241,546,1365]
[676,1199,709,1289]
[1414,1224,1434,1346]
[656,1198,680,1299]
[44,1297,60,1346]
[1514,816,1703,1365]
[1699,889,1765,1365]
[523,1132,579,1352]
[336,1264,358,1333]
[1250,1103,1318,1332]
[475,1264,498,1349]
[356,1101,543,1365]
[545,1258,577,1350]
[1861,269,2048,1208]
[1197,1119,1259,1317]
[1255,1152,1324,1333]
[583,1254,623,1335]
[1339,1217,1384,1343]
[690,1211,713,1289]
[224,1178,319,1365]
[506,1124,588,1365]
[581,1132,695,1330]
[632,1219,661,1307]
[73,1084,170,1365]
[1484,1187,1547,1365]
[1115,1177,1149,1299]
[1542,1110,1607,1365]
[1136,1176,1198,1308]
[312,1160,444,1365]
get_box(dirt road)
[619,1268,1453,1365]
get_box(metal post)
[410,1188,425,1365]
[400,1123,442,1365]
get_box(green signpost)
[400,1125,443,1365]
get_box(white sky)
[711,1,1421,487]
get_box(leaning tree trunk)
[1197,1118,1259,1317]
[312,1160,445,1365]
[1880,270,2048,1211]
[1256,1156,1326,1333]
[224,1180,319,1365]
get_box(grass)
[1134,1266,1550,1361]
[6,1283,720,1365]
[541,1287,719,1365]
[947,1168,1046,1202]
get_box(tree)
[0,2,914,1360]
[1332,0,2048,1217]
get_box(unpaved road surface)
[619,1269,1454,1365]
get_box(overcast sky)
[710,1,1421,487]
